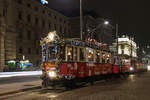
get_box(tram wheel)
[42,80,48,88]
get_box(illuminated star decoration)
[41,0,48,5]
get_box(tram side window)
[60,46,65,60]
[102,53,105,63]
[79,48,85,61]
[74,47,78,61]
[106,54,110,63]
[88,48,94,62]
[95,51,100,63]
[67,46,73,61]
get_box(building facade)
[117,35,137,57]
[0,0,70,71]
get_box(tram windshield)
[48,45,58,61]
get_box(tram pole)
[116,24,118,55]
[80,0,83,41]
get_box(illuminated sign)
[41,0,48,5]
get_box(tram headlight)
[48,32,54,41]
[130,67,134,71]
[48,71,56,77]
[147,65,150,71]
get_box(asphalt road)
[1,72,150,100]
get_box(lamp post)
[80,0,83,41]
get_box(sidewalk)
[0,80,42,96]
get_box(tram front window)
[48,46,58,60]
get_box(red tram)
[40,31,130,87]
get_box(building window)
[54,16,57,19]
[59,18,62,22]
[48,12,51,16]
[18,11,22,20]
[3,9,6,17]
[28,48,31,54]
[19,48,23,54]
[49,22,51,28]
[18,29,23,39]
[27,14,31,23]
[34,7,39,11]
[17,0,22,4]
[60,26,62,33]
[54,24,56,30]
[42,19,45,27]
[27,3,31,8]
[27,31,31,40]
[42,10,45,14]
[35,17,38,25]
[34,33,38,40]
[36,49,39,55]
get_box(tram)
[40,31,130,87]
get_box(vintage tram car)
[40,31,134,87]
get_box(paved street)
[0,72,149,100]
[0,75,41,96]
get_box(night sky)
[41,0,150,46]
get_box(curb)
[0,86,41,97]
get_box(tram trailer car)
[40,31,131,87]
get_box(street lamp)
[104,21,109,25]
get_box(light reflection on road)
[0,71,42,78]
[129,74,136,82]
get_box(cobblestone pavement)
[1,72,150,100]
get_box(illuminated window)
[106,53,110,63]
[74,47,78,61]
[95,51,100,63]
[88,48,94,61]
[80,48,85,61]
[67,46,73,61]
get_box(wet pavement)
[1,72,150,100]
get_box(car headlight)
[48,71,56,77]
[130,67,134,71]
